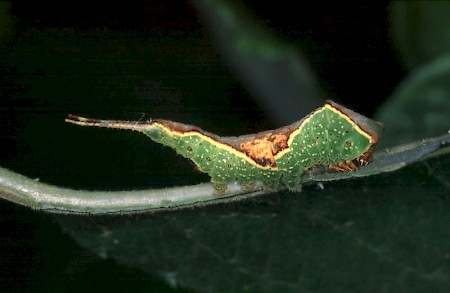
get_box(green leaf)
[1,134,448,214]
[54,149,450,292]
[389,2,450,69]
[193,0,323,124]
[375,54,450,148]
[1,134,449,292]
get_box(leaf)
[193,0,323,124]
[375,53,450,148]
[54,149,450,292]
[1,134,449,293]
[389,2,450,69]
[1,134,448,214]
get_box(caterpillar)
[66,100,383,194]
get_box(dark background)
[0,1,403,292]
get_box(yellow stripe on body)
[273,106,324,161]
[155,123,278,171]
[323,104,373,143]
[65,115,274,170]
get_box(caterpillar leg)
[328,160,357,172]
[240,182,257,192]
[357,146,375,165]
[262,178,280,191]
[282,175,301,191]
[212,182,229,196]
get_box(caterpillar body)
[66,100,383,194]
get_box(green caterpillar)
[66,100,383,194]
